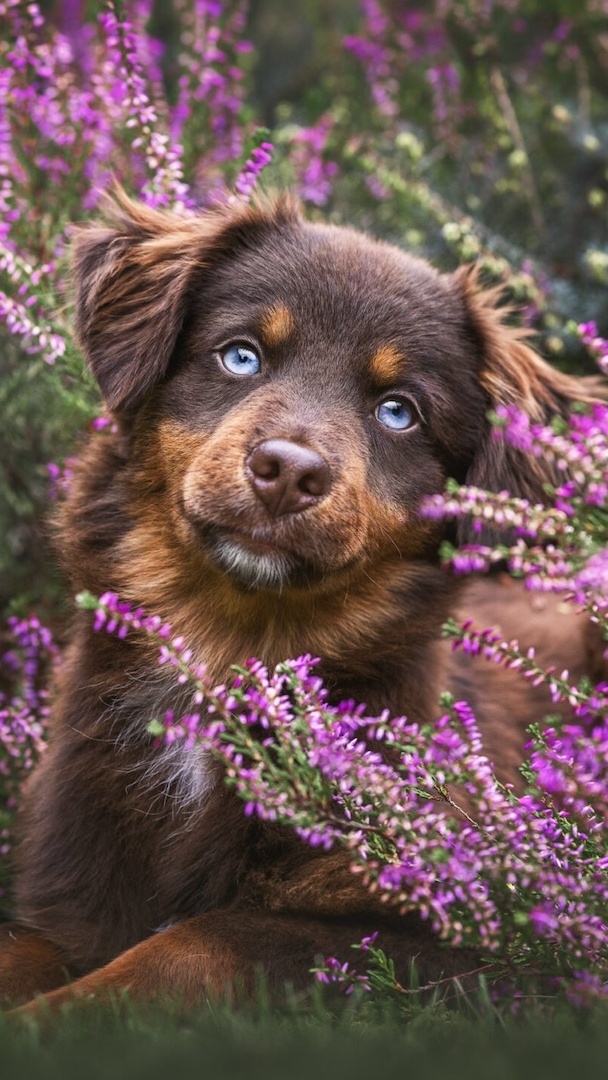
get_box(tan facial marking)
[369,344,405,385]
[259,304,295,348]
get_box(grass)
[1,986,608,1080]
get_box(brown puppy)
[0,192,597,1012]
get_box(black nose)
[246,439,331,517]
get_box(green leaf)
[147,719,166,738]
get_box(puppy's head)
[72,190,588,595]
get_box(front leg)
[12,911,350,1015]
[0,923,71,1005]
[10,909,481,1019]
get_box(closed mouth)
[196,523,321,591]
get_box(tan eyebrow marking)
[259,304,295,348]
[369,344,406,385]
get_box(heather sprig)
[78,590,608,995]
[423,482,575,543]
[0,614,54,903]
[3,614,58,711]
[233,136,273,200]
[313,957,371,995]
[99,3,191,210]
[443,618,603,717]
[422,402,608,622]
[577,322,608,375]
[0,243,66,365]
[344,0,399,120]
[287,115,339,208]
[169,0,252,200]
[312,944,372,996]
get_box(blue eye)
[220,343,261,376]
[375,398,415,431]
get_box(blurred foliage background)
[2,0,608,619]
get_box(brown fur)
[2,190,602,1015]
[369,343,406,385]
[259,303,295,348]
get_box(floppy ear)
[456,265,598,544]
[72,190,209,412]
[71,188,302,413]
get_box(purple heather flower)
[290,116,339,206]
[578,322,608,374]
[234,141,273,200]
[0,614,55,877]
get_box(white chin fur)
[214,538,292,590]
